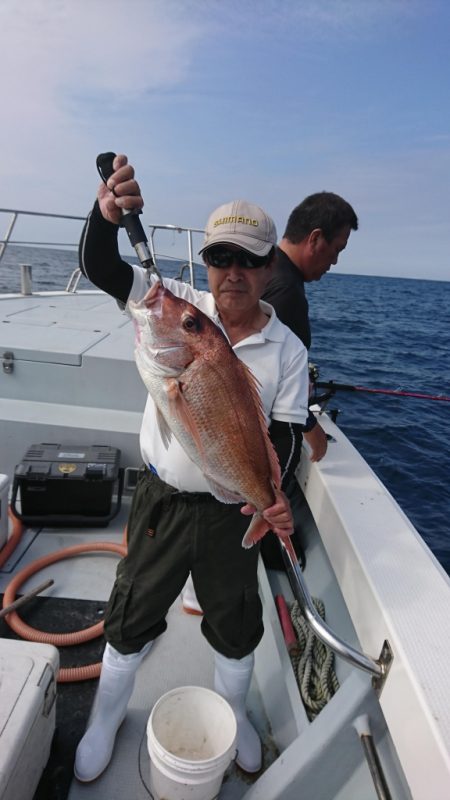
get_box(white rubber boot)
[181,573,203,615]
[74,641,152,782]
[213,650,262,773]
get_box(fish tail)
[241,513,271,549]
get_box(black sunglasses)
[204,245,274,270]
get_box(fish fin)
[156,407,172,448]
[241,483,288,548]
[205,477,244,504]
[241,513,271,549]
[238,362,282,488]
[164,377,205,460]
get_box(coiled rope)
[290,598,339,720]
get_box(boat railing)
[0,207,85,293]
[0,209,205,291]
[148,223,205,288]
[0,208,85,261]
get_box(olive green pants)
[104,469,263,659]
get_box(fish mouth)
[145,341,193,373]
[150,343,185,356]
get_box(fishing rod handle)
[96,152,153,258]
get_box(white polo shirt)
[127,266,309,492]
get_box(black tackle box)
[11,443,123,527]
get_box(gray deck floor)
[0,502,276,800]
[66,597,275,800]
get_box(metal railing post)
[0,212,18,262]
[187,229,195,287]
[279,537,392,691]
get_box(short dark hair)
[284,192,358,244]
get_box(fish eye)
[182,314,200,332]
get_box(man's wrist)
[302,411,317,433]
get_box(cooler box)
[0,639,59,800]
[11,443,123,527]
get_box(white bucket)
[147,685,237,800]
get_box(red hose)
[275,594,298,653]
[0,508,26,568]
[1,509,127,682]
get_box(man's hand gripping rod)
[96,152,163,282]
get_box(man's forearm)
[79,200,133,303]
[269,419,303,489]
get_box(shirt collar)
[210,298,285,345]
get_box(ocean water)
[308,273,450,575]
[1,245,449,575]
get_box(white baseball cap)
[199,199,277,256]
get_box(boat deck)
[0,289,146,481]
[2,288,450,799]
[0,288,288,798]
[0,500,283,800]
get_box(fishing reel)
[308,362,340,422]
[309,362,320,384]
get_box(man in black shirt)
[263,191,358,462]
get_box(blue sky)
[1,0,449,280]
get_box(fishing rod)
[96,151,163,281]
[315,380,450,403]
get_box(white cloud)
[0,0,208,207]
[1,0,204,98]
[0,0,448,281]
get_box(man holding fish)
[75,154,309,781]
